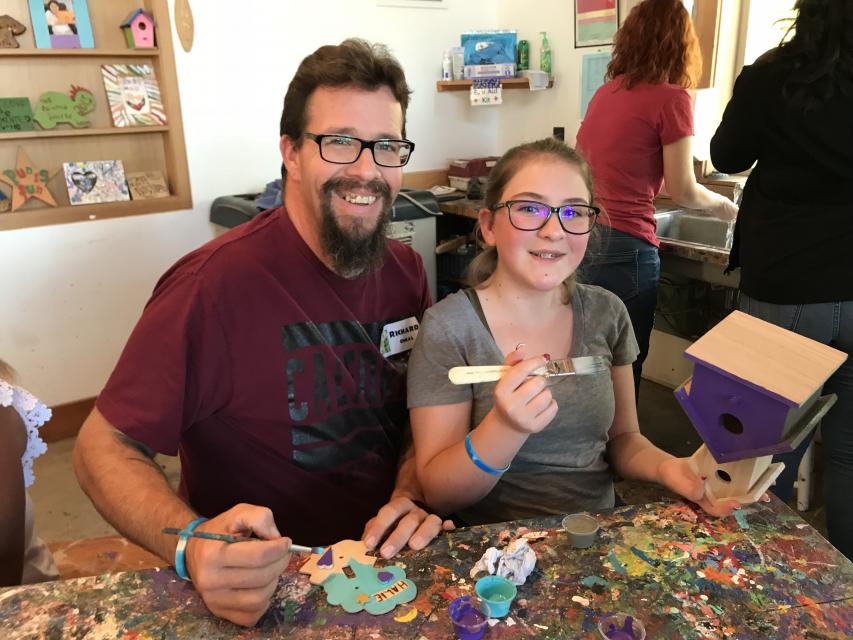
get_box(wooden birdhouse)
[675,310,846,504]
[688,445,782,505]
[120,9,156,49]
[676,310,846,462]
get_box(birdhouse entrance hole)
[719,413,743,434]
[716,469,732,482]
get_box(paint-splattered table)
[2,496,851,639]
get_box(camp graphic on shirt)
[282,319,408,473]
[379,317,419,358]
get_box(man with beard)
[72,39,451,627]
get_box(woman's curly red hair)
[606,0,702,89]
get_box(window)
[741,0,796,66]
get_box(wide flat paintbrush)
[448,355,608,384]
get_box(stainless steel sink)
[655,210,733,250]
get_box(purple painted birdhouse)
[120,9,156,49]
[675,311,846,464]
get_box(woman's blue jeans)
[580,228,660,400]
[740,293,853,560]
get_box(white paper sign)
[470,78,502,106]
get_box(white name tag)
[380,317,420,358]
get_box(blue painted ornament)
[322,560,416,615]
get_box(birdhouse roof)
[684,310,847,406]
[121,9,156,27]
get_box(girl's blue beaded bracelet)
[464,432,510,475]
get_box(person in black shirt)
[711,0,853,560]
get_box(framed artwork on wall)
[575,0,619,48]
[101,64,167,127]
[621,0,643,22]
[28,0,95,49]
[63,160,130,205]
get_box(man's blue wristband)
[464,432,510,475]
[174,516,209,581]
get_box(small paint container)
[597,612,646,640]
[448,595,489,640]
[562,513,600,549]
[474,575,517,618]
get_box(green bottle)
[540,31,552,76]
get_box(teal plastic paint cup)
[597,612,646,640]
[475,575,517,618]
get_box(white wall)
[0,0,501,405]
[495,0,618,151]
[493,0,744,159]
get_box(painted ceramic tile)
[28,0,95,49]
[63,160,130,205]
[126,171,169,199]
[101,64,167,127]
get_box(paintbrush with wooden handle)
[448,355,608,385]
[161,528,324,553]
[447,356,608,384]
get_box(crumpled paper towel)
[469,538,536,586]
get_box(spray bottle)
[540,31,552,76]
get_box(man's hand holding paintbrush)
[178,504,292,627]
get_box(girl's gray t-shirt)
[407,284,639,526]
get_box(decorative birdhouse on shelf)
[120,9,156,49]
[675,310,847,505]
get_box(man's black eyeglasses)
[304,133,415,168]
[492,200,600,234]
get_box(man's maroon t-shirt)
[577,77,694,247]
[97,207,431,545]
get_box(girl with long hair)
[406,139,740,525]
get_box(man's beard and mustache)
[320,177,393,279]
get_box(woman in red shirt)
[576,0,737,399]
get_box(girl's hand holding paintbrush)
[176,503,292,628]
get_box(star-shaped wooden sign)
[0,147,58,211]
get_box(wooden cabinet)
[0,0,190,230]
[694,0,723,88]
